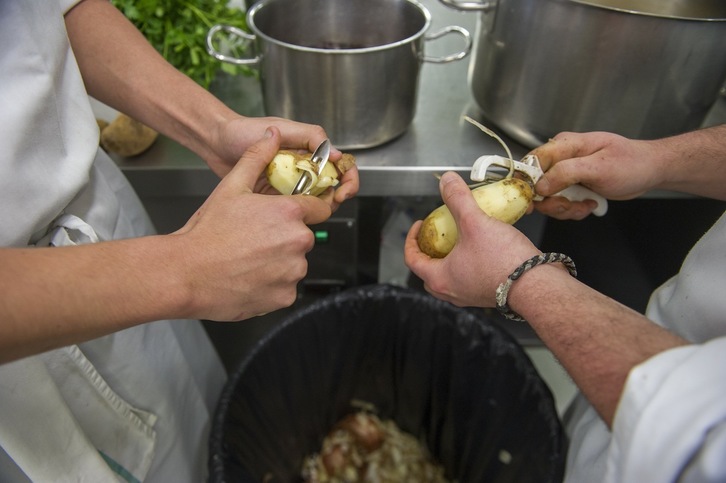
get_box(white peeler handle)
[554,185,608,217]
[470,154,608,216]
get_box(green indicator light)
[314,230,329,243]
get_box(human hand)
[172,127,332,321]
[404,172,540,308]
[206,116,359,208]
[530,131,662,219]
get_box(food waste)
[301,410,450,483]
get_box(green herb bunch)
[112,0,251,89]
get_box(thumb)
[225,127,281,193]
[439,171,481,225]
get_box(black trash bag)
[209,284,567,482]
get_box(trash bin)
[209,284,567,482]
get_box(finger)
[333,166,359,204]
[531,132,616,196]
[265,117,343,159]
[536,155,604,197]
[529,132,588,170]
[439,171,484,232]
[534,197,597,220]
[291,194,333,225]
[403,220,432,273]
[226,127,282,193]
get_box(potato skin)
[266,150,354,196]
[417,178,533,258]
[417,204,456,259]
[100,114,158,157]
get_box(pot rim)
[571,0,726,21]
[247,0,433,54]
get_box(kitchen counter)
[113,0,726,199]
[113,0,726,200]
[112,0,528,198]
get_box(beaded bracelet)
[495,253,577,322]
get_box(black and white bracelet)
[495,253,577,322]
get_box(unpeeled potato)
[100,114,158,157]
[417,177,533,258]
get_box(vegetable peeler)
[291,139,331,195]
[470,154,608,216]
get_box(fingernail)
[536,178,550,194]
[264,128,273,138]
[440,171,457,185]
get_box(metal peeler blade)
[291,139,331,195]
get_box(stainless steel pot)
[439,0,726,147]
[207,0,472,149]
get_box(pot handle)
[438,0,497,12]
[206,24,261,66]
[421,26,473,64]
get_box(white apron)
[0,2,226,481]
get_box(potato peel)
[267,150,356,196]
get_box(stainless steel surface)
[117,0,512,196]
[440,0,726,18]
[114,0,726,198]
[450,0,726,148]
[573,0,726,19]
[207,0,471,149]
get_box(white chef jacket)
[0,2,226,482]
[564,211,726,482]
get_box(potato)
[96,118,109,133]
[100,114,158,157]
[266,150,355,196]
[417,177,533,258]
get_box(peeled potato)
[417,177,534,258]
[267,150,355,196]
[100,114,158,157]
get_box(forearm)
[506,264,689,426]
[0,237,192,363]
[64,0,236,164]
[654,124,726,199]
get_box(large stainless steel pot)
[207,0,471,149]
[440,0,726,147]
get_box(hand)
[172,127,333,321]
[206,116,359,208]
[404,172,540,308]
[530,131,662,219]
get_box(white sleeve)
[605,338,726,482]
[59,0,84,15]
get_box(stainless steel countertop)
[113,0,526,197]
[113,0,726,198]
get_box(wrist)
[496,253,577,322]
[128,234,199,321]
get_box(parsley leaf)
[111,0,252,89]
